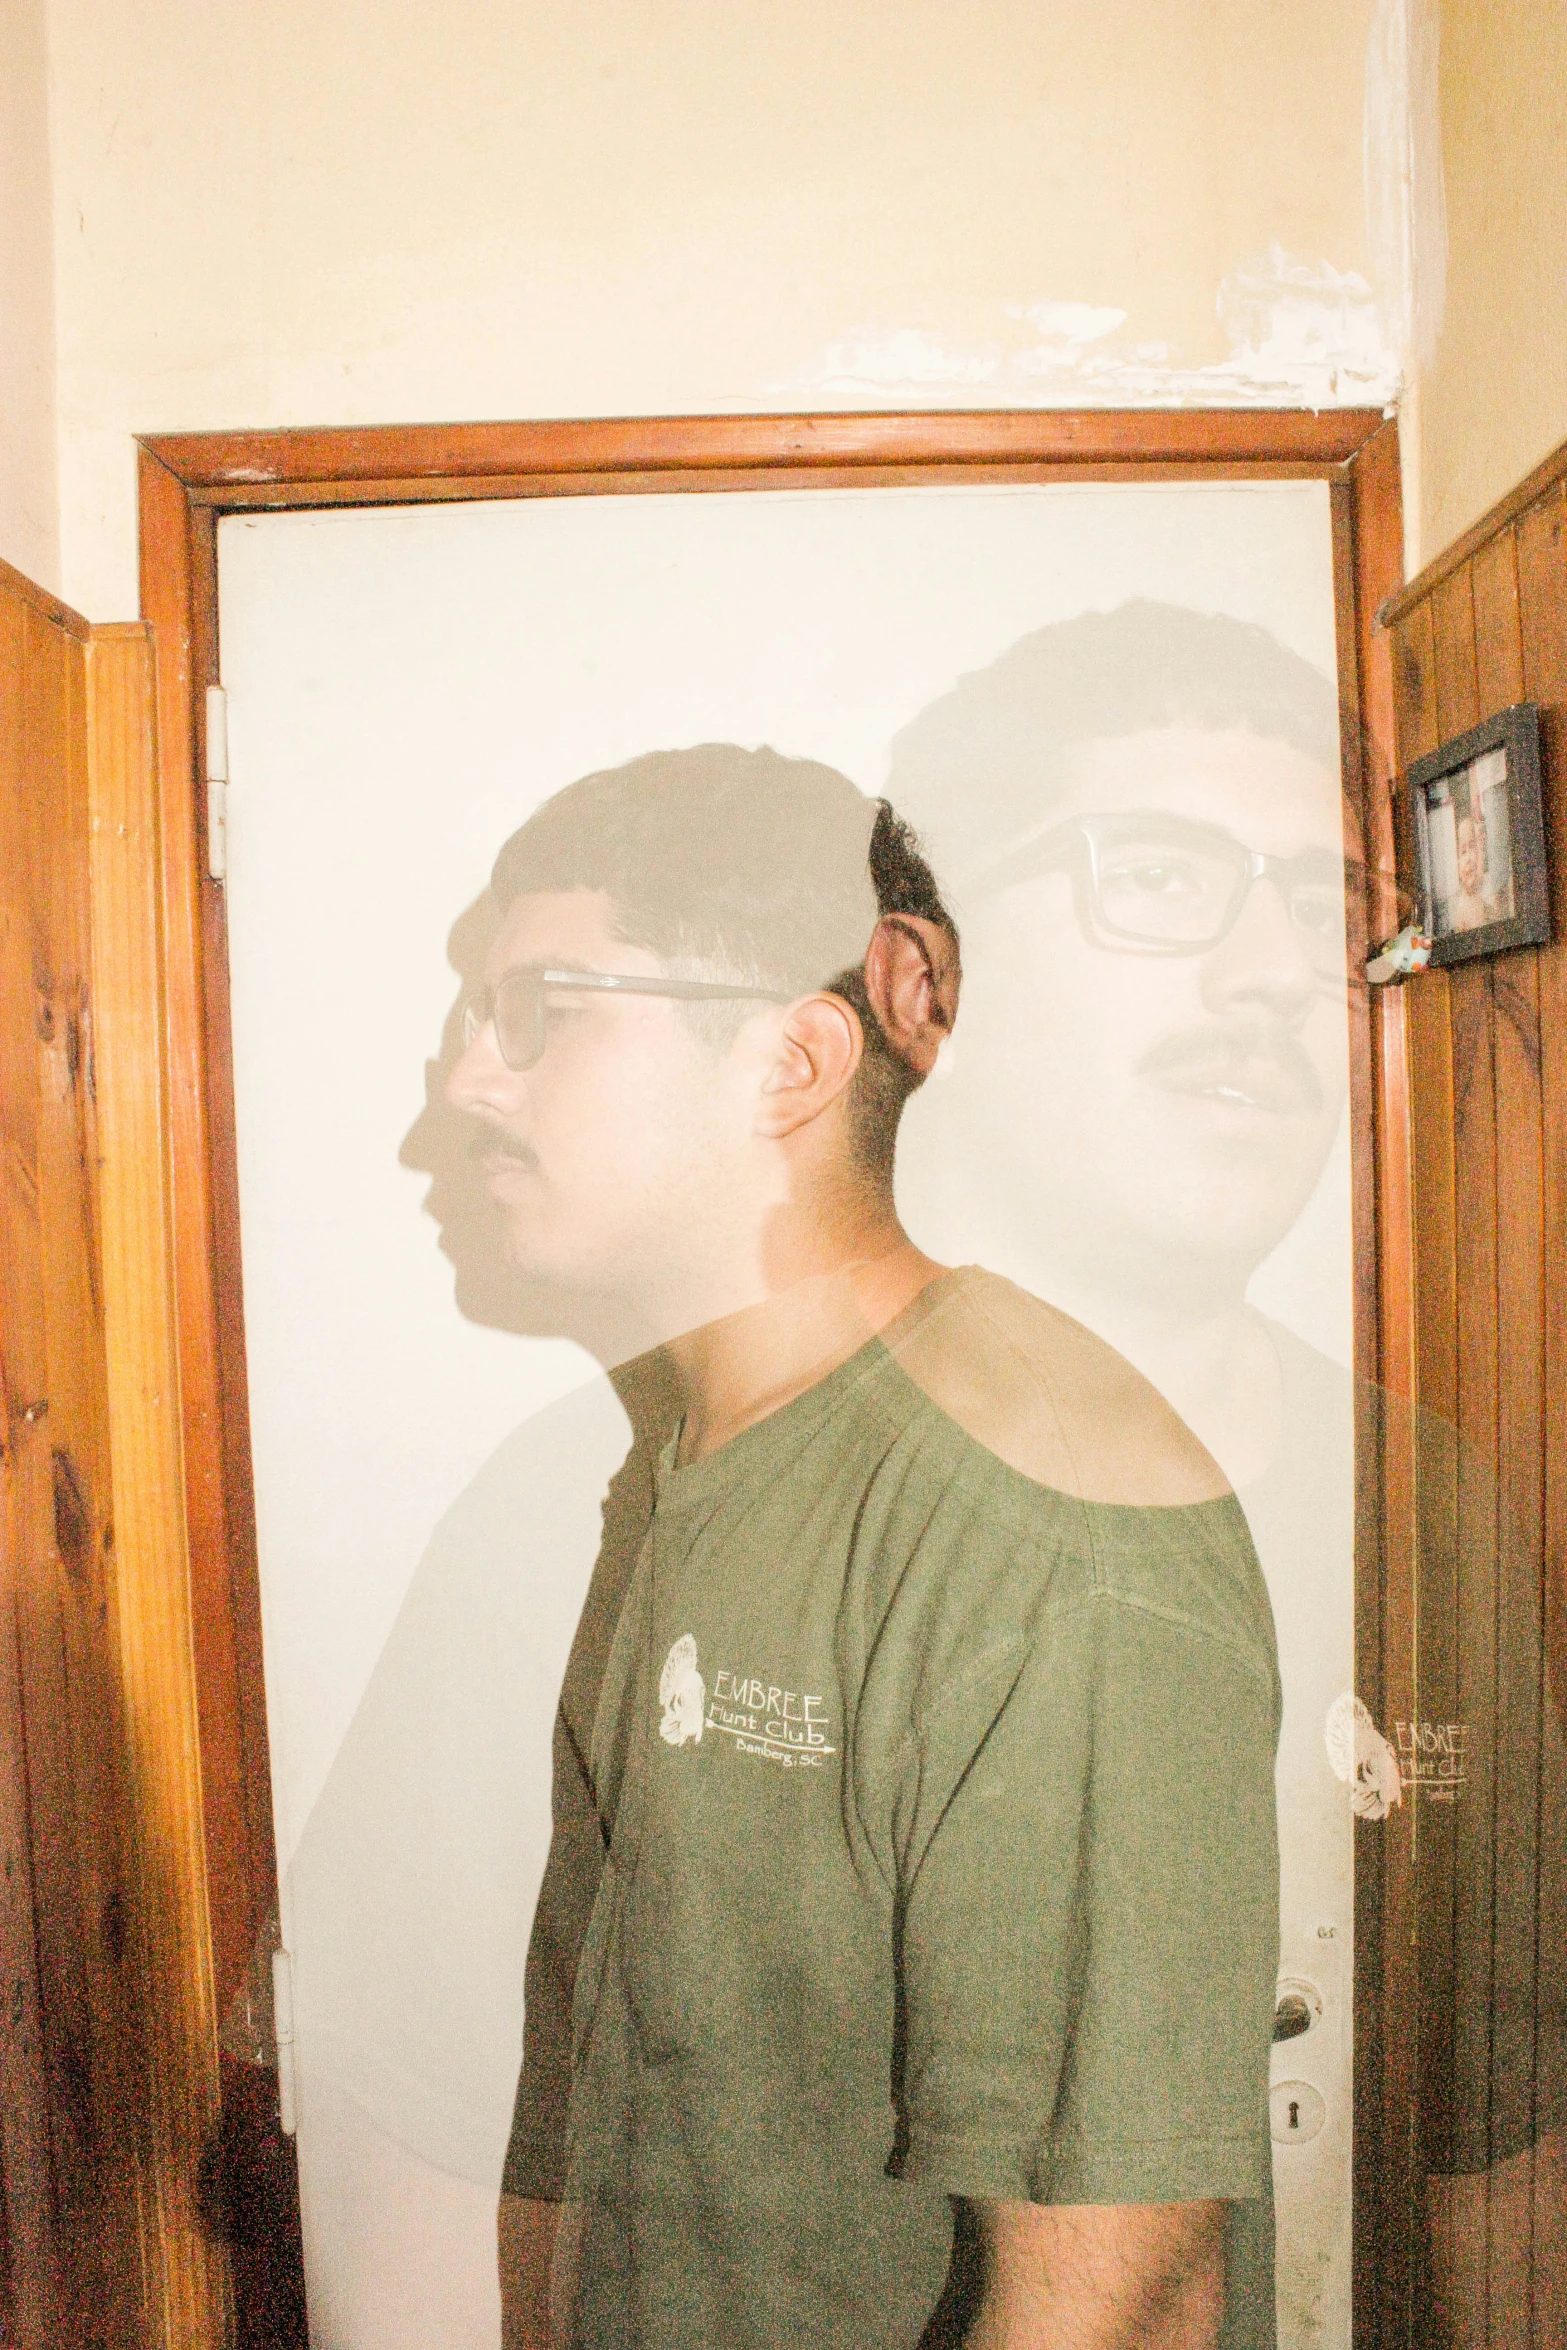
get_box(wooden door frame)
[136,408,1413,2341]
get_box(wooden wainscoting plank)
[9,602,95,2276]
[3,587,148,2345]
[0,563,70,2350]
[1470,531,1526,717]
[1392,601,1441,767]
[1431,565,1481,743]
[1452,952,1504,2269]
[1516,486,1567,1711]
[1514,480,1567,2350]
[1490,942,1546,2342]
[86,623,231,2349]
[1389,585,1448,2341]
[1432,555,1502,2297]
[33,594,154,2348]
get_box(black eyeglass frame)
[970,812,1352,966]
[461,964,790,1072]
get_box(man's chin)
[496,1229,574,1294]
[1126,1188,1326,1283]
[471,1254,615,1355]
[1043,1137,1334,1294]
[494,1229,640,1330]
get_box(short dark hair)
[490,744,957,1175]
[830,800,956,1178]
[888,599,1342,887]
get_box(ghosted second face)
[942,722,1348,1300]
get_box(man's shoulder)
[854,1278,1278,1767]
[887,1269,1232,1511]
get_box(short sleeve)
[894,1575,1280,2208]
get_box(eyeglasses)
[459,964,789,1073]
[973,813,1347,974]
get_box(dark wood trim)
[1378,429,1567,631]
[170,458,1369,515]
[136,407,1408,2347]
[141,407,1388,499]
[138,452,278,2027]
[1335,419,1421,2350]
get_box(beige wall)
[32,0,1567,618]
[1408,0,1567,565]
[44,0,1393,620]
[1,0,60,591]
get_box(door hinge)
[271,1946,297,2136]
[206,684,229,882]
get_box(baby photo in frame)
[1408,702,1550,965]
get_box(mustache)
[466,1121,539,1168]
[1134,1021,1325,1115]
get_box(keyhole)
[1288,2100,1300,2131]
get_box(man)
[892,604,1567,2350]
[886,601,1361,2346]
[446,743,1281,2349]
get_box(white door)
[218,481,1356,2346]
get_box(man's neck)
[665,1209,944,1465]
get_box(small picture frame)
[1407,703,1550,967]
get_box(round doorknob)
[1273,1992,1313,2043]
[1271,1976,1324,2042]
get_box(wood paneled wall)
[0,556,138,2347]
[0,562,227,2346]
[1385,452,1567,2347]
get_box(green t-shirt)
[515,1277,1282,2350]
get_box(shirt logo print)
[659,1634,706,1747]
[1323,1690,1403,1818]
[706,1669,837,1767]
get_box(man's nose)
[1199,874,1322,1022]
[445,1018,526,1116]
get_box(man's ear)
[863,916,960,1079]
[753,995,863,1139]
